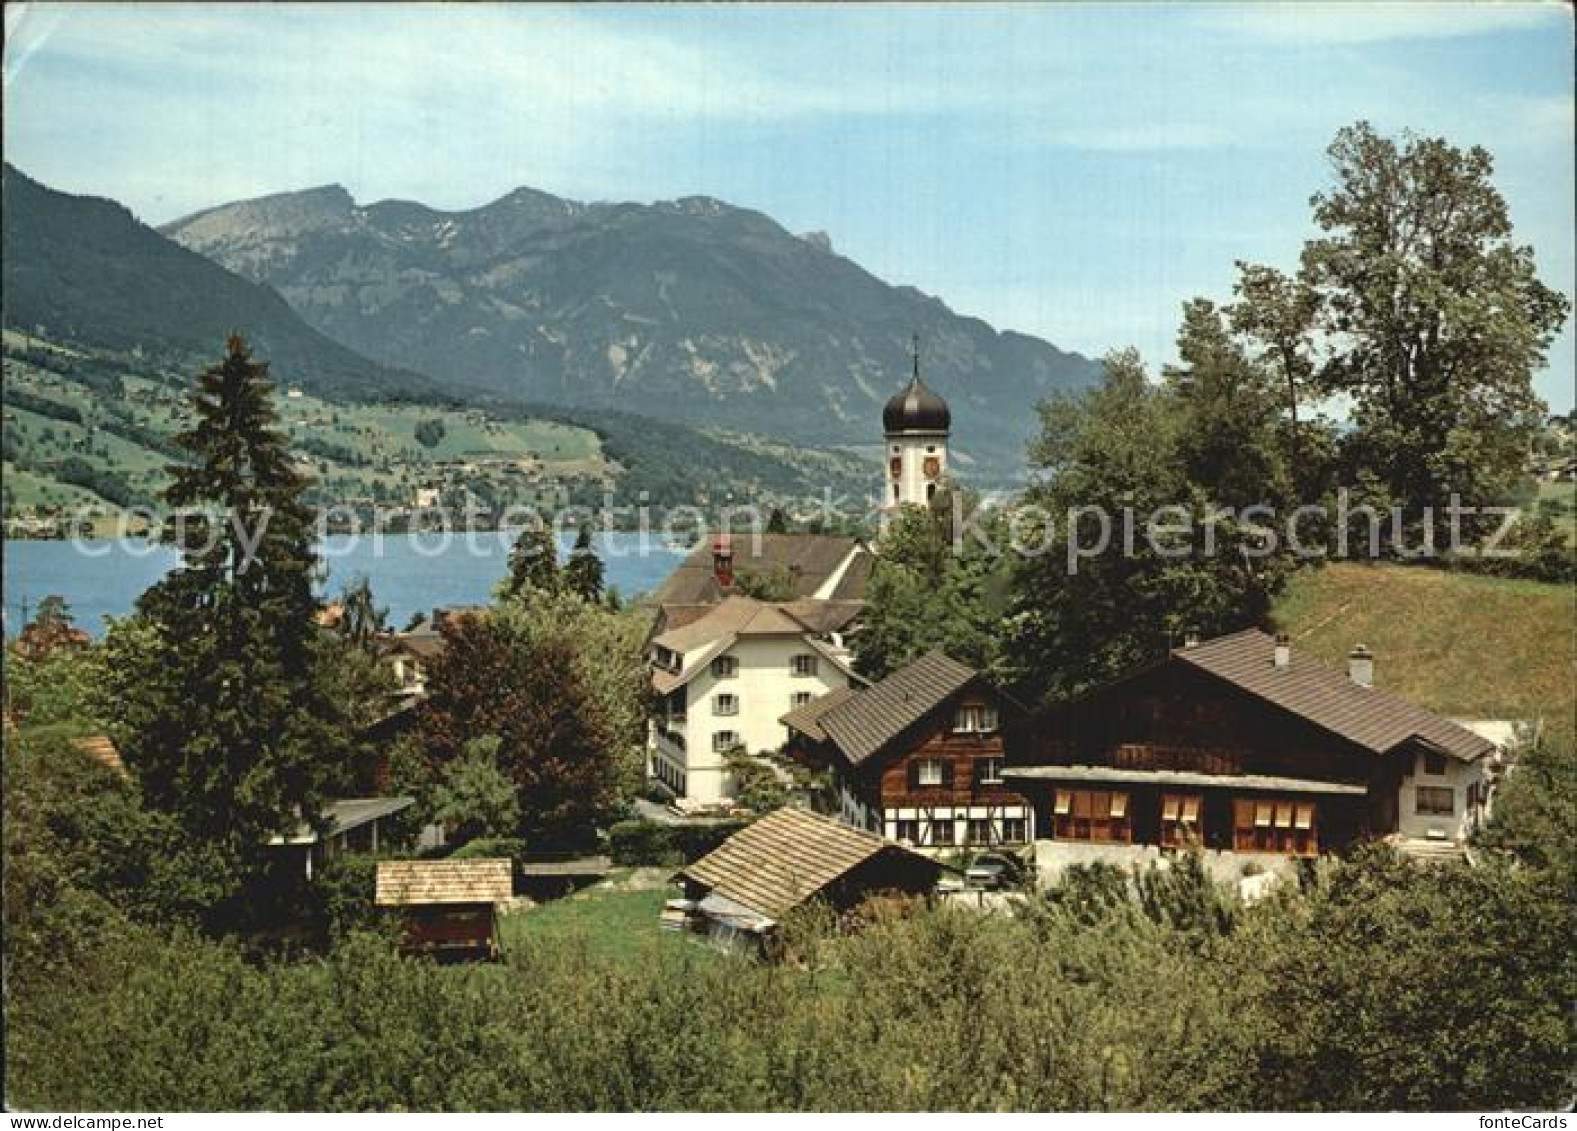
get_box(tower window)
[926,483,937,500]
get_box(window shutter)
[940,760,954,789]
[908,760,920,790]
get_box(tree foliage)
[1298,123,1568,532]
[109,336,356,921]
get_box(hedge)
[606,818,751,866]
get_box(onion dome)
[883,352,951,435]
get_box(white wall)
[652,634,855,806]
[1396,749,1489,842]
[886,433,947,507]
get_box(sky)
[4,1,1573,411]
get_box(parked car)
[963,851,1028,891]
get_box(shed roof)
[680,806,933,921]
[1176,630,1494,763]
[817,650,979,765]
[72,734,128,778]
[268,796,415,846]
[375,859,513,906]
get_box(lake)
[2,532,689,637]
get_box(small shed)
[677,806,943,954]
[266,796,416,879]
[375,858,513,962]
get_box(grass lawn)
[1273,561,1574,737]
[499,877,717,966]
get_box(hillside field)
[1273,561,1574,738]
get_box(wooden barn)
[1005,629,1500,866]
[374,858,513,962]
[676,806,944,954]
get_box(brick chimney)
[712,534,734,590]
[1273,632,1291,669]
[1348,644,1373,687]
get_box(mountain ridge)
[163,181,1103,476]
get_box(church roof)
[883,371,951,435]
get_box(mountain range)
[163,183,1102,473]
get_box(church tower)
[882,338,951,507]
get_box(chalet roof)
[268,796,416,846]
[1175,629,1495,763]
[649,534,870,606]
[780,686,861,742]
[780,599,864,636]
[72,734,128,779]
[375,859,513,907]
[817,650,979,766]
[680,806,934,922]
[651,596,813,654]
[649,597,863,696]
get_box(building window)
[790,691,813,709]
[1051,790,1132,843]
[1001,817,1028,844]
[926,483,937,501]
[1232,798,1317,855]
[966,818,993,845]
[915,758,947,787]
[953,704,999,734]
[1421,751,1448,776]
[713,693,738,717]
[892,484,900,502]
[1416,785,1455,816]
[711,656,738,679]
[1160,793,1202,848]
[976,757,1005,786]
[894,819,920,843]
[712,731,739,754]
[930,818,955,846]
[790,654,819,677]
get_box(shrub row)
[606,817,751,866]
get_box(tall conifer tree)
[125,335,348,913]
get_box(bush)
[449,837,531,868]
[606,818,751,866]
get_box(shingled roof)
[72,734,128,778]
[780,685,861,742]
[649,597,862,695]
[1176,629,1495,762]
[649,534,871,606]
[375,859,513,907]
[680,807,932,921]
[815,650,979,765]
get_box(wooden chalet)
[781,650,1031,851]
[375,858,513,962]
[1004,629,1499,863]
[676,806,943,953]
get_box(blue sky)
[4,1,1573,410]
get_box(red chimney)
[713,534,734,590]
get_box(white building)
[647,596,864,807]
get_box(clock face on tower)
[889,457,902,479]
[923,456,941,480]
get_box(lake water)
[2,532,689,637]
